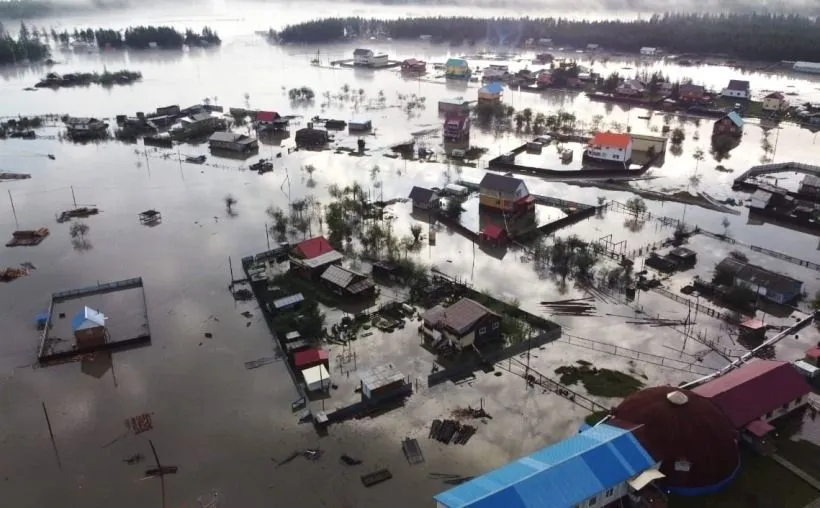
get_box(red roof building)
[610,386,740,494]
[590,132,631,149]
[692,360,811,434]
[293,347,329,369]
[294,236,335,260]
[480,223,508,245]
[256,110,279,123]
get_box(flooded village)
[2,6,820,508]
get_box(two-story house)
[478,172,534,215]
[721,79,751,100]
[585,131,633,164]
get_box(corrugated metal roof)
[408,186,437,203]
[726,111,744,127]
[441,298,495,335]
[273,293,304,309]
[71,306,106,331]
[434,424,655,508]
[692,360,811,427]
[361,364,405,391]
[298,249,344,269]
[209,131,239,143]
[321,264,356,288]
[480,173,524,194]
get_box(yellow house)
[445,58,470,79]
[479,172,533,214]
[763,92,787,111]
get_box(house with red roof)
[693,359,811,439]
[479,223,508,246]
[586,131,633,164]
[290,236,344,279]
[293,347,329,369]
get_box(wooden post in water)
[71,186,77,208]
[228,256,234,285]
[42,401,62,471]
[265,223,271,250]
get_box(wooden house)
[421,298,501,350]
[479,172,533,215]
[712,112,744,137]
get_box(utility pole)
[71,185,77,208]
[8,190,18,228]
[42,401,62,471]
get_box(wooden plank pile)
[429,419,476,445]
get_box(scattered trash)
[240,311,253,318]
[540,297,597,316]
[0,266,32,282]
[244,356,278,369]
[233,289,253,301]
[48,154,55,160]
[451,404,492,420]
[56,207,99,223]
[145,466,178,477]
[123,453,144,465]
[204,332,213,339]
[429,419,476,445]
[340,454,362,466]
[402,438,425,465]
[361,468,393,487]
[303,448,323,460]
[275,451,301,467]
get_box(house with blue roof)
[72,306,107,347]
[446,58,471,80]
[477,82,503,104]
[433,423,664,508]
[713,111,744,138]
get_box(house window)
[766,411,773,419]
[588,495,597,506]
[492,321,500,330]
[605,487,615,497]
[478,327,487,335]
[613,155,620,160]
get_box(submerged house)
[715,256,803,304]
[401,58,426,73]
[408,186,439,210]
[445,58,471,80]
[477,82,503,104]
[678,84,707,103]
[721,79,751,100]
[290,236,343,279]
[762,92,788,112]
[64,117,109,139]
[295,126,330,147]
[438,98,471,115]
[712,112,744,137]
[421,297,500,350]
[72,306,107,347]
[320,265,376,299]
[479,172,533,215]
[443,112,470,142]
[434,423,663,508]
[208,131,258,153]
[586,131,633,163]
[353,48,388,67]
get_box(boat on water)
[185,155,207,164]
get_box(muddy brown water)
[2,5,820,506]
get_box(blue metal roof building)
[434,423,657,508]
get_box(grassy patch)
[555,360,644,398]
[584,410,610,426]
[669,448,817,508]
[775,437,820,481]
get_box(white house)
[762,92,788,112]
[793,61,820,75]
[353,48,388,67]
[586,132,633,163]
[482,64,509,81]
[721,79,751,99]
[640,47,657,56]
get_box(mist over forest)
[1,0,820,20]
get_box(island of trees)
[273,13,820,62]
[0,23,221,65]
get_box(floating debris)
[361,468,393,487]
[451,405,492,420]
[429,419,476,445]
[402,438,425,465]
[57,207,99,223]
[123,453,144,465]
[340,454,362,466]
[233,289,253,301]
[0,266,32,282]
[6,228,49,247]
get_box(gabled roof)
[294,236,335,260]
[693,360,811,428]
[480,82,504,94]
[440,297,496,335]
[726,79,750,91]
[481,223,506,240]
[591,131,631,149]
[765,92,785,100]
[679,83,705,95]
[408,186,437,202]
[434,423,656,508]
[293,347,329,368]
[717,257,802,295]
[71,306,106,331]
[321,264,357,288]
[256,110,278,122]
[480,172,524,194]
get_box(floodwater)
[2,5,820,507]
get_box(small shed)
[667,247,697,267]
[284,331,302,343]
[293,347,329,369]
[479,223,508,246]
[438,98,470,115]
[713,112,744,137]
[477,82,503,104]
[72,306,107,347]
[739,317,767,342]
[208,131,259,152]
[408,186,439,209]
[349,119,372,132]
[443,183,469,196]
[295,127,330,147]
[361,364,408,401]
[302,364,331,392]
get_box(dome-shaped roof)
[611,385,739,490]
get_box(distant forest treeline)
[274,13,820,62]
[0,23,220,64]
